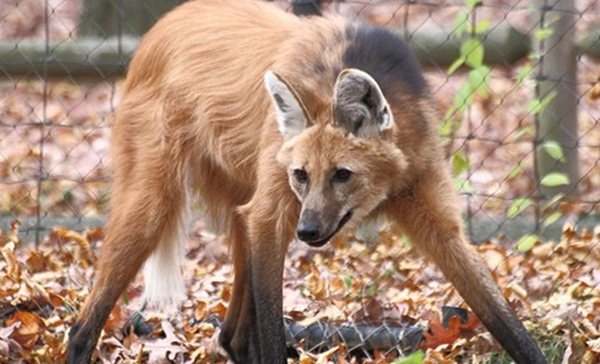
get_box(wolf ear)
[333,69,394,138]
[264,71,310,139]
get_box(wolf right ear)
[264,71,310,139]
[333,69,394,138]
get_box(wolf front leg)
[233,168,298,364]
[386,164,547,364]
[249,229,289,364]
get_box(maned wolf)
[67,0,547,363]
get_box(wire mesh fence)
[1,0,600,362]
[1,0,599,243]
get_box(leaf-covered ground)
[1,220,599,363]
[1,1,600,363]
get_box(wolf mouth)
[305,210,353,248]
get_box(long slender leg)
[235,166,298,364]
[219,213,254,362]
[67,99,191,363]
[247,212,296,364]
[386,165,547,364]
[67,174,189,363]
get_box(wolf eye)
[293,169,309,184]
[332,168,352,183]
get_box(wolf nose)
[297,222,320,242]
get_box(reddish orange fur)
[67,1,546,364]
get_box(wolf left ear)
[264,71,310,139]
[333,69,394,138]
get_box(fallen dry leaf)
[5,311,45,350]
[306,263,327,300]
[142,321,186,364]
[0,323,23,359]
[0,202,598,364]
[316,345,341,364]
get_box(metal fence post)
[534,0,580,199]
[291,0,323,16]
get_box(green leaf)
[344,275,352,290]
[539,90,558,109]
[461,38,485,68]
[535,27,554,41]
[447,56,465,75]
[527,90,557,115]
[453,11,469,37]
[454,179,475,194]
[507,161,525,179]
[542,211,563,229]
[392,351,425,364]
[516,65,534,85]
[540,172,570,187]
[444,103,460,120]
[453,151,469,175]
[469,19,490,35]
[540,141,565,162]
[511,125,534,141]
[438,119,453,136]
[528,50,546,60]
[467,66,491,98]
[463,0,482,10]
[527,99,541,115]
[507,197,533,218]
[543,193,565,210]
[516,234,539,252]
[453,83,474,113]
[367,282,378,296]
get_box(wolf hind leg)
[219,213,260,363]
[67,175,190,363]
[67,111,192,364]
[143,188,190,310]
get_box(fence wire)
[0,0,600,362]
[2,0,599,243]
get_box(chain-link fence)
[1,0,599,362]
[2,0,599,243]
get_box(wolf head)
[265,69,408,247]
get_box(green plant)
[442,0,490,195]
[442,1,570,249]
